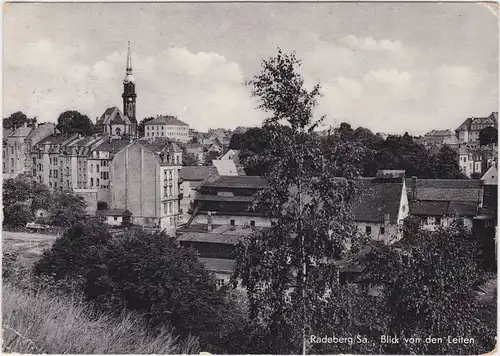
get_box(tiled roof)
[9,126,33,137]
[94,139,132,153]
[351,178,403,224]
[195,194,255,203]
[405,178,482,202]
[410,201,449,216]
[96,107,132,126]
[447,201,478,216]
[25,123,57,142]
[177,232,241,245]
[36,133,79,146]
[96,209,132,217]
[145,116,189,127]
[179,166,218,181]
[199,257,235,274]
[139,140,182,154]
[212,160,238,176]
[201,175,269,189]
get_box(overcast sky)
[3,2,498,133]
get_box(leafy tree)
[49,190,87,227]
[56,110,94,135]
[203,150,220,166]
[363,222,495,354]
[138,117,155,137]
[470,172,483,179]
[232,49,363,353]
[30,181,53,213]
[34,219,111,280]
[3,111,37,130]
[479,126,498,146]
[3,176,31,207]
[3,203,33,228]
[433,144,467,179]
[228,132,244,149]
[182,151,199,166]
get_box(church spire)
[126,41,132,74]
[123,41,135,84]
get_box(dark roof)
[139,140,183,154]
[145,116,189,127]
[201,175,269,189]
[199,257,235,274]
[96,209,132,217]
[177,232,241,245]
[195,194,255,203]
[36,133,79,146]
[447,201,478,216]
[179,166,218,181]
[96,107,131,125]
[351,178,403,224]
[94,139,132,153]
[405,178,482,202]
[410,201,449,216]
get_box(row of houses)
[175,168,498,285]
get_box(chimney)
[207,211,212,231]
[411,176,417,201]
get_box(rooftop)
[145,116,189,127]
[179,166,218,181]
[36,133,79,146]
[200,175,269,190]
[96,107,132,126]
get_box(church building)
[95,41,137,137]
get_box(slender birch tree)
[232,49,365,354]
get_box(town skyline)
[4,2,498,134]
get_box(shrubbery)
[33,223,249,352]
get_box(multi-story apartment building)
[3,124,35,178]
[108,140,183,233]
[458,145,498,178]
[144,116,191,142]
[59,135,108,190]
[455,111,498,144]
[31,133,81,190]
[24,123,58,177]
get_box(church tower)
[122,41,137,134]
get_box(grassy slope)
[2,282,199,354]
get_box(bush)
[3,203,34,228]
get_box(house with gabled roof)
[95,106,135,138]
[405,177,483,231]
[455,111,498,144]
[144,115,191,142]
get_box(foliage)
[3,111,37,130]
[3,203,34,228]
[203,150,220,165]
[138,116,155,137]
[363,222,495,354]
[30,181,53,213]
[470,172,482,179]
[49,190,87,227]
[479,126,498,146]
[2,282,199,354]
[433,144,468,179]
[232,48,363,353]
[34,220,111,281]
[3,176,32,207]
[56,110,94,135]
[182,151,199,166]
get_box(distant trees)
[137,117,155,136]
[3,111,37,130]
[479,126,498,146]
[182,151,199,166]
[56,110,94,135]
[433,145,468,179]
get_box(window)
[216,279,225,288]
[90,178,94,186]
[250,220,255,227]
[114,217,118,221]
[10,158,13,166]
[380,226,385,235]
[365,226,372,235]
[96,178,99,186]
[54,170,58,178]
[164,203,168,214]
[90,165,93,173]
[230,219,235,226]
[115,128,121,136]
[436,217,442,225]
[96,165,100,173]
[169,202,173,214]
